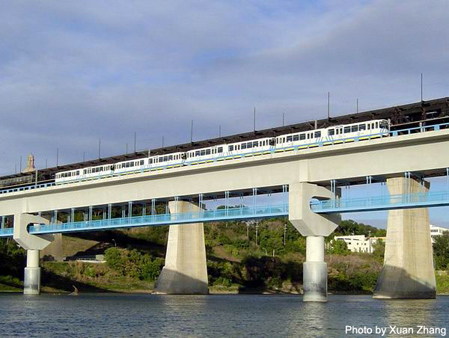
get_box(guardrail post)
[88,206,93,222]
[70,208,75,223]
[107,204,112,220]
[252,188,257,216]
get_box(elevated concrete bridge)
[1,124,449,300]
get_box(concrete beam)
[1,130,449,216]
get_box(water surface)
[0,294,448,337]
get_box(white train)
[55,119,390,184]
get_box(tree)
[433,233,449,270]
[328,239,349,255]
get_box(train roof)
[2,96,449,182]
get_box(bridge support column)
[13,214,54,295]
[373,177,436,299]
[288,182,340,302]
[154,200,208,295]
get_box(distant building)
[333,235,385,254]
[430,224,449,243]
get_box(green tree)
[433,233,449,270]
[328,239,349,255]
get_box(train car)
[114,158,147,175]
[186,144,227,164]
[83,164,115,180]
[55,169,81,184]
[227,137,274,157]
[149,152,185,170]
[326,119,389,143]
[275,129,326,150]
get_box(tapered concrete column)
[374,177,436,299]
[154,201,208,294]
[288,182,340,302]
[303,236,327,302]
[13,214,54,295]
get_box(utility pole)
[253,107,256,132]
[255,221,259,246]
[283,223,287,246]
[421,73,423,101]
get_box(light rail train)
[55,119,390,184]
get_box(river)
[0,294,448,337]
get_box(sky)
[1,0,449,227]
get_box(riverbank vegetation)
[1,219,448,294]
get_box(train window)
[253,141,258,147]
[351,125,358,132]
[344,126,351,133]
[287,136,293,142]
[293,135,299,141]
[299,134,305,140]
[229,145,234,151]
[315,131,321,138]
[371,123,375,129]
[367,124,371,130]
[206,149,211,155]
[195,151,200,156]
[328,129,335,136]
[218,147,223,153]
[241,143,246,149]
[359,124,366,131]
[376,122,379,128]
[380,121,388,128]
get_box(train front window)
[380,121,388,129]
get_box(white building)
[333,235,385,254]
[430,224,449,243]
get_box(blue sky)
[1,0,448,228]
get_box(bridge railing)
[311,190,449,213]
[17,203,289,236]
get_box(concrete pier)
[289,182,340,302]
[154,200,208,294]
[373,177,436,299]
[13,214,54,295]
[24,249,41,295]
[303,236,327,302]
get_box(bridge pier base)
[373,177,436,299]
[303,236,327,302]
[13,214,54,295]
[288,182,340,302]
[154,200,208,295]
[25,249,41,295]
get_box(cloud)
[0,0,448,175]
